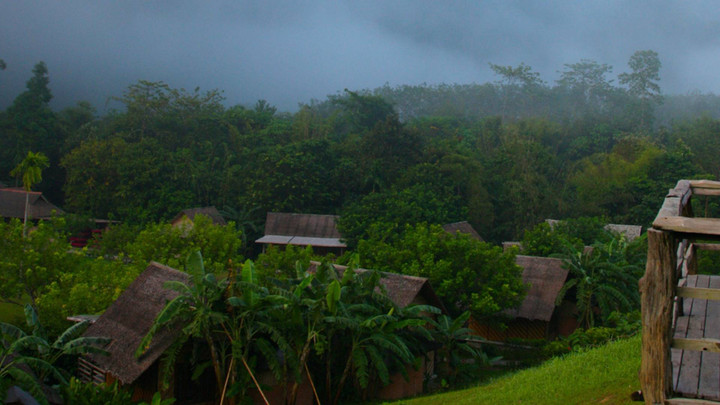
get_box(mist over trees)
[0,50,719,244]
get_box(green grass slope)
[392,335,641,405]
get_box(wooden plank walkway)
[673,274,720,401]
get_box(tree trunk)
[333,350,355,405]
[205,333,225,400]
[289,341,312,405]
[23,190,29,237]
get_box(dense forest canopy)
[1,51,718,244]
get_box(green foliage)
[137,251,229,392]
[124,215,243,273]
[338,182,466,248]
[358,223,525,319]
[62,377,134,405]
[11,151,49,192]
[522,222,582,257]
[0,218,76,309]
[544,311,641,357]
[255,244,317,282]
[0,305,109,405]
[36,257,135,336]
[521,217,609,257]
[430,311,489,387]
[138,391,176,405]
[556,235,644,328]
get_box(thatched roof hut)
[82,262,188,385]
[0,188,63,220]
[170,206,226,227]
[442,221,484,241]
[256,212,346,253]
[471,255,572,341]
[307,261,445,311]
[508,256,569,322]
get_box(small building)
[442,221,484,241]
[307,261,446,311]
[170,206,227,228]
[0,188,63,220]
[80,262,215,403]
[470,255,575,341]
[255,212,346,255]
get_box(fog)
[2,1,719,112]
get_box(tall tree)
[619,50,662,129]
[10,151,49,236]
[557,59,615,118]
[618,50,662,102]
[490,62,546,120]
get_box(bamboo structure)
[641,180,720,404]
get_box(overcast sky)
[2,1,720,113]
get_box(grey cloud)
[1,1,720,112]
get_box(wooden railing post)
[639,229,677,404]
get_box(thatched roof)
[604,224,642,241]
[82,262,189,385]
[256,212,346,248]
[307,261,445,311]
[505,255,569,322]
[546,219,642,241]
[0,188,63,220]
[442,221,483,241]
[171,206,226,226]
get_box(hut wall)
[471,319,548,341]
[377,355,431,400]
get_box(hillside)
[391,335,641,405]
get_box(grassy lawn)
[390,335,641,405]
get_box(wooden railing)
[640,179,720,404]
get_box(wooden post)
[687,243,698,276]
[639,229,677,404]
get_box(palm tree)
[1,305,109,405]
[428,311,488,385]
[136,251,229,396]
[556,235,641,328]
[10,151,49,237]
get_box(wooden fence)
[640,179,720,404]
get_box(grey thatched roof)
[171,206,226,226]
[83,262,189,385]
[604,224,642,241]
[546,219,642,241]
[0,188,63,220]
[256,212,346,248]
[442,221,483,241]
[307,261,445,311]
[506,255,569,322]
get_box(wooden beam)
[653,217,720,237]
[694,243,720,251]
[666,398,720,405]
[677,287,720,300]
[692,188,720,197]
[690,180,720,189]
[640,229,677,405]
[673,337,720,353]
